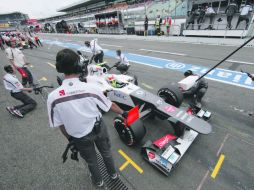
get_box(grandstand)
[37,0,253,37]
[38,0,187,35]
[0,12,29,32]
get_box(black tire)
[157,84,183,107]
[114,117,146,146]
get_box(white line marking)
[226,59,254,65]
[141,83,154,89]
[129,60,163,69]
[197,170,210,190]
[139,48,187,56]
[47,62,56,68]
[216,133,229,157]
[101,43,123,48]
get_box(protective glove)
[122,111,128,119]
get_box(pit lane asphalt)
[0,35,253,190]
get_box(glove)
[122,111,128,119]
[70,143,79,162]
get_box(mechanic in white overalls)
[84,39,104,63]
[47,49,127,188]
[3,65,36,118]
[115,49,130,74]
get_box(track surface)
[0,34,253,190]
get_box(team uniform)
[5,47,34,86]
[3,73,36,117]
[47,77,116,184]
[116,53,130,74]
[90,39,104,63]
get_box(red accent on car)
[59,90,65,96]
[125,106,139,126]
[153,134,177,149]
[148,151,155,159]
[17,68,28,78]
[187,107,193,115]
[164,105,176,113]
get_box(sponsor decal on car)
[153,134,177,149]
[164,105,176,113]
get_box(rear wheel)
[158,84,183,107]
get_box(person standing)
[3,65,36,118]
[186,10,196,30]
[47,49,127,188]
[197,5,206,29]
[84,39,104,63]
[225,0,238,29]
[164,16,172,36]
[5,39,34,86]
[155,15,162,36]
[235,3,253,30]
[205,5,216,30]
[144,15,149,36]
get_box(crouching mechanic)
[3,65,37,118]
[84,39,104,63]
[115,50,130,74]
[183,70,208,107]
[47,49,127,188]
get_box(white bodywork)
[86,64,139,107]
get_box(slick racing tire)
[158,84,183,107]
[114,117,146,146]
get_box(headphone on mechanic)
[4,65,14,74]
[55,49,83,74]
[184,70,193,77]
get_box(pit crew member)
[47,49,127,188]
[84,39,104,63]
[3,65,37,118]
[115,49,130,74]
[183,70,208,106]
[5,39,34,87]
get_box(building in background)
[0,12,29,32]
[37,0,254,38]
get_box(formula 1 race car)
[86,64,212,175]
[56,59,212,176]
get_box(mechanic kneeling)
[183,70,208,106]
[47,49,127,188]
[3,65,37,118]
[115,49,130,74]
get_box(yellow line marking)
[141,83,154,89]
[119,161,130,171]
[118,149,143,174]
[38,77,47,81]
[211,154,225,179]
[47,62,56,68]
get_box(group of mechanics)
[2,36,254,188]
[0,31,43,51]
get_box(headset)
[56,50,83,74]
[4,65,14,74]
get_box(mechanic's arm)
[110,102,124,115]
[59,125,71,140]
[21,87,33,92]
